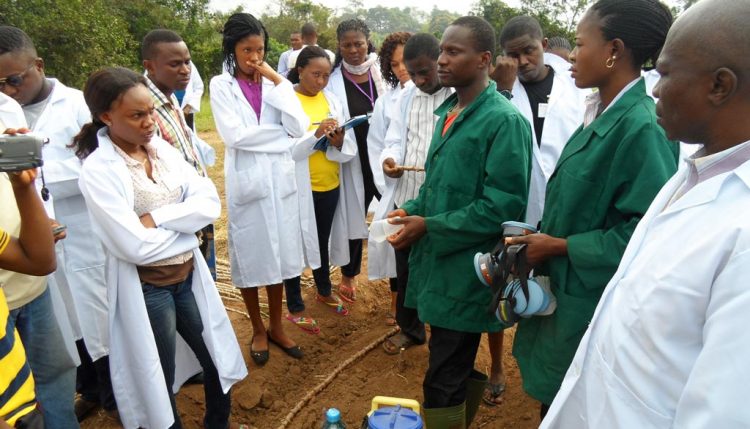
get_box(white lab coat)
[367,82,412,195]
[0,90,81,365]
[292,90,358,268]
[542,155,750,429]
[210,72,310,287]
[367,85,455,280]
[642,69,700,167]
[33,79,112,361]
[511,53,586,228]
[181,64,204,113]
[79,130,247,429]
[324,67,370,263]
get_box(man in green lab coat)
[388,16,532,428]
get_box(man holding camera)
[0,28,81,428]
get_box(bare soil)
[81,131,541,429]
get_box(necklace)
[343,69,375,107]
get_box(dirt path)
[82,131,541,429]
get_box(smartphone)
[52,224,67,235]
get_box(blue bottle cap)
[326,408,341,423]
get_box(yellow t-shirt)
[0,174,46,309]
[0,229,37,426]
[296,92,340,192]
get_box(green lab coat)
[513,79,679,405]
[401,81,532,333]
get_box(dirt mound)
[80,131,541,429]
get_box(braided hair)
[333,18,376,69]
[221,13,269,76]
[379,32,411,88]
[590,0,673,69]
[547,36,572,52]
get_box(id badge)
[538,103,549,118]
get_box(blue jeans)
[9,287,79,429]
[141,273,230,429]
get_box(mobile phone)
[52,224,67,235]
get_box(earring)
[605,56,617,69]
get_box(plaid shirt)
[145,77,205,176]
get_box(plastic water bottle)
[321,408,346,428]
[369,217,403,243]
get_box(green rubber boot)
[423,402,466,429]
[465,370,489,428]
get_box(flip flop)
[316,294,349,316]
[267,330,304,359]
[337,283,357,303]
[285,314,321,334]
[482,381,506,406]
[382,332,415,355]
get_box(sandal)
[285,314,321,335]
[385,313,397,327]
[337,283,357,303]
[482,381,506,406]
[382,332,415,355]
[316,294,349,316]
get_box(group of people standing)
[3,0,750,428]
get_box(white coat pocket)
[229,167,270,205]
[277,159,297,199]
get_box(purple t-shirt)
[237,78,262,122]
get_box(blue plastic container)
[367,405,423,429]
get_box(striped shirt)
[394,87,453,207]
[146,78,205,176]
[0,229,37,426]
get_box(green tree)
[0,0,137,89]
[519,0,591,36]
[471,0,519,46]
[426,7,460,37]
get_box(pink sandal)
[337,283,357,303]
[316,295,349,316]
[285,314,321,334]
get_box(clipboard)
[313,112,372,152]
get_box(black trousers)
[75,339,117,411]
[395,245,425,344]
[423,325,482,408]
[284,188,340,312]
[341,182,380,278]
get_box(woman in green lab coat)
[509,0,678,415]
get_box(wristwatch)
[499,89,513,100]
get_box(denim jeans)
[9,287,79,429]
[141,273,230,429]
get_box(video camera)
[473,221,556,327]
[0,134,46,173]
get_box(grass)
[194,93,216,134]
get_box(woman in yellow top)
[0,160,57,428]
[283,46,358,333]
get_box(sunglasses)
[0,63,36,90]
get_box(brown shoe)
[74,397,98,422]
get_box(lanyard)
[343,69,375,107]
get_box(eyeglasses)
[0,63,36,90]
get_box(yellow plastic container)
[369,396,421,415]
